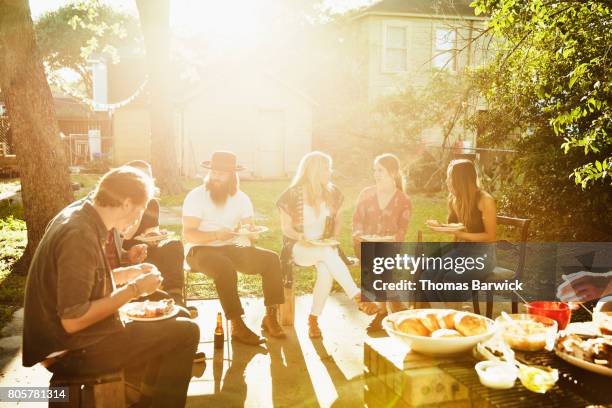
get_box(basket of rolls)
[382,309,495,356]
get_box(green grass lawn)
[0,175,448,329]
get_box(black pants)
[49,318,199,408]
[187,245,284,319]
[145,240,185,304]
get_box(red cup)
[525,301,572,330]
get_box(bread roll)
[431,329,462,338]
[454,313,488,337]
[396,317,431,336]
[419,313,441,332]
[436,310,456,329]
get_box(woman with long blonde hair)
[423,159,497,302]
[277,151,378,338]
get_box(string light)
[47,71,149,112]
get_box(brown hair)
[374,153,404,192]
[125,160,152,177]
[92,166,155,207]
[447,159,480,228]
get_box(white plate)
[555,349,612,377]
[308,239,340,247]
[428,225,465,232]
[135,233,172,243]
[360,235,395,242]
[230,226,269,236]
[383,309,496,356]
[122,305,179,322]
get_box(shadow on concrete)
[187,341,267,407]
[268,327,319,407]
[311,339,364,408]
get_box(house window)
[433,28,457,71]
[384,26,408,72]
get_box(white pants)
[293,243,360,316]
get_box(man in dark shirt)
[23,166,199,408]
[121,160,187,307]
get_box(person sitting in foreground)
[183,151,286,345]
[22,167,199,408]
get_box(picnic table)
[364,317,610,408]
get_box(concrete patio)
[0,293,371,407]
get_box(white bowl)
[475,361,518,389]
[382,309,496,356]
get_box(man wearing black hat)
[182,151,285,344]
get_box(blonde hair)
[291,151,333,211]
[92,166,155,207]
[447,159,480,228]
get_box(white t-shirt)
[182,186,254,247]
[303,202,329,240]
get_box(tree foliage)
[472,0,612,188]
[35,0,139,95]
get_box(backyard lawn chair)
[474,215,530,317]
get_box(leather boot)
[261,306,286,338]
[308,314,322,339]
[231,318,266,345]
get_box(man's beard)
[206,179,232,206]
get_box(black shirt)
[122,199,160,250]
[22,200,123,367]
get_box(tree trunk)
[135,0,181,194]
[0,0,73,274]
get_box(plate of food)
[308,238,340,247]
[230,225,269,236]
[383,309,495,355]
[555,333,612,377]
[121,299,178,322]
[135,230,173,243]
[360,234,395,242]
[426,220,465,233]
[495,313,557,351]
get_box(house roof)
[353,0,482,19]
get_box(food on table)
[431,329,462,338]
[419,312,441,332]
[594,311,612,336]
[455,313,489,336]
[475,361,518,389]
[517,365,559,393]
[436,310,457,330]
[474,337,515,363]
[496,314,557,351]
[557,333,612,369]
[126,299,174,319]
[394,310,489,338]
[395,316,431,336]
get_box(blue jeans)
[49,318,199,408]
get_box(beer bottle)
[214,312,224,349]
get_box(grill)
[441,347,611,408]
